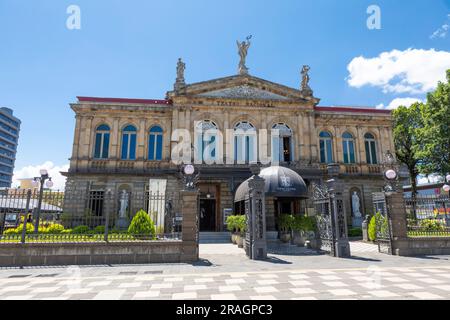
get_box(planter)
[279,231,291,243]
[292,231,307,247]
[231,233,238,244]
[236,234,244,248]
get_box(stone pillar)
[327,164,351,258]
[181,189,199,262]
[385,190,409,255]
[245,174,267,260]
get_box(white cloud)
[347,48,450,94]
[376,97,424,110]
[12,161,69,190]
[430,14,450,39]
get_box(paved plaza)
[1,241,450,300]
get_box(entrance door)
[199,199,216,231]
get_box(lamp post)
[31,169,54,234]
[443,175,450,222]
[443,174,450,196]
[382,151,398,194]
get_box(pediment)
[167,74,320,104]
[197,85,289,100]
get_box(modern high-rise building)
[0,108,20,188]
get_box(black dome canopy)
[234,166,309,202]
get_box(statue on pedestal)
[174,58,186,93]
[351,191,363,228]
[301,65,313,97]
[116,190,130,229]
[352,191,362,218]
[237,35,252,75]
[119,190,129,218]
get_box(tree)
[393,102,424,214]
[418,70,450,176]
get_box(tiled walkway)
[0,241,449,300]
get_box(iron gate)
[312,183,335,256]
[372,192,393,254]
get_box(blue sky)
[0,0,449,188]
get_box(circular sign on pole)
[184,164,195,175]
[384,169,397,181]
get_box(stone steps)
[199,232,232,244]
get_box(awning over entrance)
[234,166,309,202]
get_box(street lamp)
[32,169,53,234]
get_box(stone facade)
[63,71,394,232]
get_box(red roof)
[77,96,171,105]
[315,106,391,114]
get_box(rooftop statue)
[237,35,252,75]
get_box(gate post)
[181,188,200,262]
[385,190,409,255]
[245,173,267,260]
[327,177,351,258]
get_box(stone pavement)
[0,241,449,300]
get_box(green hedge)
[348,227,362,237]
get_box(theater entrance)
[199,198,216,231]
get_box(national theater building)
[63,41,394,233]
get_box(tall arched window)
[234,121,256,164]
[148,126,163,161]
[121,125,137,160]
[94,125,110,159]
[342,132,356,164]
[364,133,378,164]
[272,123,293,162]
[319,131,333,164]
[196,120,218,162]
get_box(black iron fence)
[0,189,181,243]
[404,195,450,237]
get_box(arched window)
[195,120,218,162]
[121,125,137,160]
[342,132,356,164]
[364,133,378,164]
[272,123,293,163]
[94,124,110,159]
[148,126,163,161]
[319,131,333,164]
[234,121,256,164]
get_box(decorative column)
[244,168,267,260]
[327,164,351,258]
[180,165,200,262]
[385,190,409,255]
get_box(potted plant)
[235,215,247,248]
[292,215,307,247]
[226,215,238,244]
[303,216,318,249]
[278,214,294,243]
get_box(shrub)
[368,212,387,241]
[46,224,65,234]
[72,225,90,234]
[93,225,105,234]
[128,210,156,239]
[348,227,363,237]
[278,214,294,232]
[419,219,446,232]
[4,228,19,235]
[61,229,72,234]
[235,215,247,235]
[368,215,377,241]
[292,215,316,235]
[226,215,237,232]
